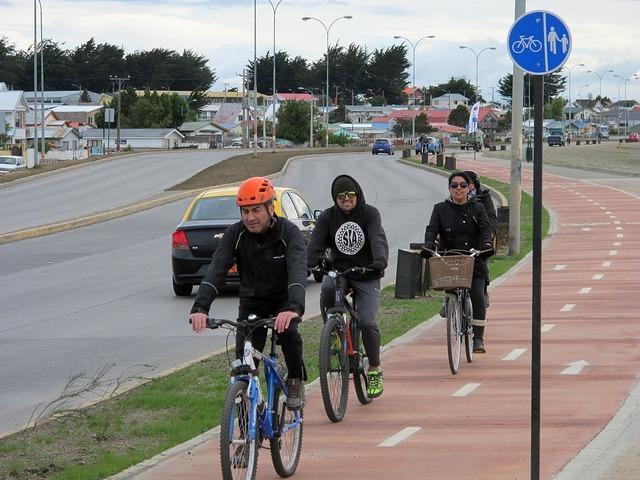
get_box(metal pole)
[253,0,258,156]
[269,0,283,152]
[531,73,544,480]
[33,0,38,166]
[39,0,45,161]
[309,98,313,148]
[509,0,526,256]
[110,76,130,152]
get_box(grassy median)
[0,155,548,480]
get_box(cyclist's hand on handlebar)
[190,312,208,334]
[274,311,299,333]
[318,257,332,271]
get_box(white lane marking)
[614,242,621,246]
[502,348,527,361]
[587,199,594,202]
[593,274,604,280]
[579,288,592,294]
[616,227,623,231]
[378,427,422,447]
[561,304,576,312]
[609,250,618,256]
[542,324,555,332]
[580,195,587,198]
[553,264,567,271]
[561,360,589,375]
[609,216,617,219]
[614,221,621,224]
[602,261,612,267]
[617,234,624,238]
[600,207,607,210]
[452,383,480,397]
[594,202,601,205]
[581,227,591,232]
[606,211,612,214]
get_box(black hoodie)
[306,174,389,280]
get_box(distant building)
[81,128,184,150]
[431,93,469,109]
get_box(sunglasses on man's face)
[449,182,469,189]
[336,191,357,200]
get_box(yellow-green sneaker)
[367,369,384,398]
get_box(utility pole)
[509,0,526,256]
[109,75,130,152]
[33,0,38,167]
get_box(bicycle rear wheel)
[319,313,349,422]
[464,293,474,363]
[446,295,462,374]
[351,322,372,405]
[219,380,258,480]
[270,387,303,477]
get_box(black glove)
[368,262,384,275]
[318,257,332,271]
[480,244,494,257]
[421,243,436,258]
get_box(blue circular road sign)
[507,10,571,75]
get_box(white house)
[179,121,228,148]
[51,105,103,128]
[431,93,469,109]
[0,83,29,149]
[81,128,184,150]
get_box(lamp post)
[38,0,45,161]
[302,15,353,148]
[32,0,38,166]
[459,45,496,156]
[298,87,319,148]
[587,69,614,136]
[268,0,284,151]
[562,63,585,121]
[393,34,435,149]
[614,74,634,136]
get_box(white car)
[0,155,25,172]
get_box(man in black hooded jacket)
[307,174,389,398]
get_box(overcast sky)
[3,0,640,102]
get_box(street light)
[586,69,614,137]
[38,0,45,162]
[393,34,436,149]
[268,0,284,152]
[561,63,585,121]
[302,15,353,148]
[614,74,634,136]
[298,87,317,148]
[459,45,496,156]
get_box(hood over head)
[331,174,366,207]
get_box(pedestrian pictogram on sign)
[507,10,571,75]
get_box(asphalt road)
[0,150,238,235]
[0,151,446,434]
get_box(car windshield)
[190,195,240,221]
[374,139,389,144]
[0,157,17,165]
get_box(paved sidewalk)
[110,154,640,480]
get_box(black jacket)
[424,198,493,276]
[191,215,307,316]
[306,174,389,280]
[474,188,497,235]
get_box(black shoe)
[286,378,305,410]
[439,304,446,317]
[473,338,486,353]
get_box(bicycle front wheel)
[446,295,462,374]
[270,387,303,477]
[219,380,258,480]
[319,313,349,422]
[464,293,474,363]
[351,323,372,405]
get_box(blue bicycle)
[205,315,303,480]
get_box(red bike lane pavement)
[128,159,640,480]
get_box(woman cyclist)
[424,171,494,352]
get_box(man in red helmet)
[190,177,307,410]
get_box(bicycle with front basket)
[313,265,374,422]
[203,315,303,480]
[425,248,487,374]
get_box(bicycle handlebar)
[421,247,493,258]
[310,265,374,277]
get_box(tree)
[276,100,311,144]
[366,45,410,104]
[448,104,470,127]
[0,37,26,88]
[70,38,126,92]
[392,113,434,137]
[427,77,480,104]
[498,72,567,105]
[544,97,566,120]
[249,51,310,94]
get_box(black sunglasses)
[449,182,469,189]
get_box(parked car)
[627,132,639,142]
[171,186,317,296]
[0,155,25,172]
[425,137,441,154]
[547,135,565,146]
[371,138,394,155]
[224,141,243,149]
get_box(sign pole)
[531,73,544,480]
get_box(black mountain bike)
[313,266,374,422]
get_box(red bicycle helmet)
[236,177,276,206]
